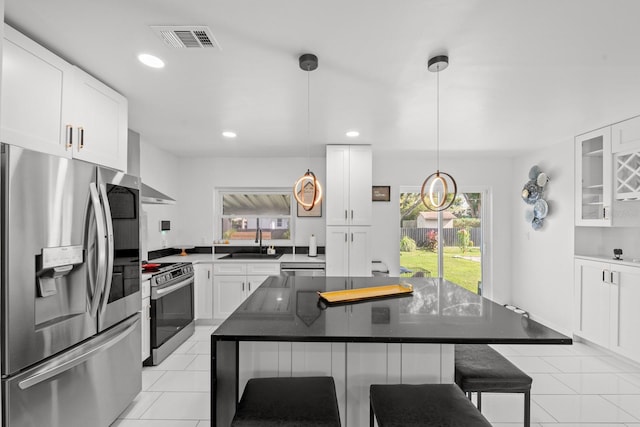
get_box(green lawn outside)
[400,247,481,293]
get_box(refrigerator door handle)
[17,315,139,390]
[98,183,115,317]
[89,182,108,317]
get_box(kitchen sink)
[220,253,283,260]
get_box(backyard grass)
[400,247,481,294]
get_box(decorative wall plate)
[521,180,542,205]
[534,199,548,218]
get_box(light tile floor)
[112,326,640,426]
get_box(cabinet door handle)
[345,210,348,220]
[65,125,73,149]
[351,233,354,242]
[602,270,605,282]
[248,282,251,292]
[344,233,348,242]
[78,127,85,149]
[207,270,210,279]
[351,210,354,220]
[242,282,245,291]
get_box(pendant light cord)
[307,66,311,166]
[436,63,440,172]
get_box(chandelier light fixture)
[293,53,323,211]
[420,54,457,211]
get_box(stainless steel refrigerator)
[1,143,142,426]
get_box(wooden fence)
[401,227,482,248]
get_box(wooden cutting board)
[317,283,413,303]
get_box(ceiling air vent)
[150,26,221,50]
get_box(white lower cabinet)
[574,259,610,346]
[141,279,151,362]
[213,262,280,320]
[609,264,640,360]
[194,263,213,320]
[574,257,640,362]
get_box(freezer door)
[1,144,99,376]
[2,314,141,427]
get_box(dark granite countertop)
[212,276,572,345]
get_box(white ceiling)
[5,0,640,158]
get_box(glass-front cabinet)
[575,127,612,226]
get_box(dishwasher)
[280,262,326,276]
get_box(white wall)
[171,150,514,301]
[371,151,514,303]
[139,138,181,258]
[176,156,326,249]
[510,138,574,334]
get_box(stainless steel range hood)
[128,129,176,205]
[141,183,176,205]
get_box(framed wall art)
[372,186,391,202]
[297,181,322,217]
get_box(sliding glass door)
[400,188,485,294]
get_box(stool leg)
[370,402,374,427]
[477,391,482,411]
[524,390,530,427]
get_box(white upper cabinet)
[1,25,128,171]
[612,115,640,154]
[326,145,372,226]
[575,127,612,226]
[612,116,640,201]
[71,66,128,171]
[1,25,73,158]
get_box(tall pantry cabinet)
[325,145,372,276]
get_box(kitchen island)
[211,275,571,426]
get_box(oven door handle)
[153,276,194,298]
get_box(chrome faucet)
[255,228,263,254]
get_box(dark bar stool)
[369,383,492,426]
[232,376,341,426]
[455,344,532,427]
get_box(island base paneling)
[236,341,453,427]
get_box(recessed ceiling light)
[222,131,237,138]
[138,53,165,68]
[346,130,360,138]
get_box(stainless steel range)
[145,262,195,365]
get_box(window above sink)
[216,188,293,246]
